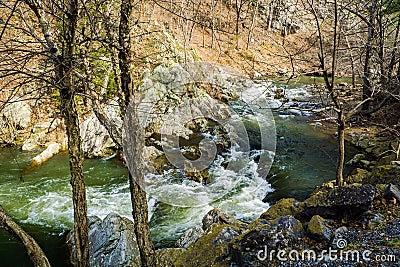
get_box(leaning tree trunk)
[119,0,155,266]
[0,206,51,267]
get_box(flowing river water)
[0,82,355,266]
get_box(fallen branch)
[0,206,51,267]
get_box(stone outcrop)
[299,184,376,220]
[3,101,32,129]
[230,215,304,266]
[259,198,299,220]
[67,213,139,267]
[22,119,64,151]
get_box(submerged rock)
[67,213,139,267]
[299,184,376,220]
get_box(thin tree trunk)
[362,0,376,110]
[0,206,51,267]
[60,83,89,267]
[119,0,155,266]
[22,0,89,265]
[336,111,345,186]
[247,0,259,49]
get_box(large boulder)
[230,215,304,267]
[80,101,120,158]
[173,223,242,267]
[259,198,300,220]
[367,165,400,185]
[2,101,32,129]
[299,184,376,220]
[67,213,139,267]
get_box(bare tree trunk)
[23,0,89,265]
[0,206,51,267]
[336,111,345,186]
[247,0,259,49]
[211,0,215,48]
[60,86,89,267]
[362,0,376,110]
[119,0,155,266]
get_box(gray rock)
[175,225,204,248]
[67,213,139,267]
[22,119,62,151]
[2,101,32,129]
[230,215,304,266]
[384,184,400,202]
[300,184,376,220]
[80,101,120,158]
[202,209,247,230]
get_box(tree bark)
[362,0,376,110]
[22,0,89,265]
[336,111,345,187]
[0,206,51,267]
[119,0,155,266]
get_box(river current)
[0,82,350,266]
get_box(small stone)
[307,215,332,242]
[384,184,400,202]
[202,209,247,230]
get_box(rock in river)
[67,213,139,267]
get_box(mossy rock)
[259,198,300,220]
[367,165,400,185]
[155,248,186,267]
[173,224,240,267]
[308,215,325,234]
[307,215,332,242]
[347,168,371,184]
[299,184,376,220]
